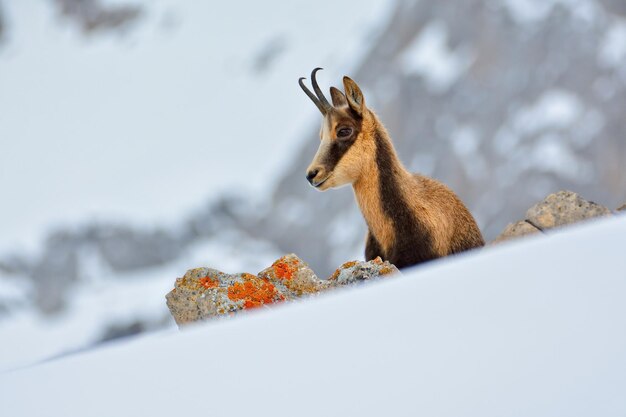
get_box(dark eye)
[337,127,353,138]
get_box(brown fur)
[302,73,484,268]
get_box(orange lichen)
[328,260,358,281]
[379,266,395,275]
[341,260,358,269]
[198,276,219,289]
[372,256,383,265]
[272,258,300,280]
[227,276,284,309]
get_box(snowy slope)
[0,0,390,252]
[2,215,625,417]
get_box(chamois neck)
[352,121,415,252]
[355,122,411,190]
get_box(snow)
[0,273,29,303]
[527,133,594,181]
[599,21,626,69]
[450,125,487,180]
[400,21,473,94]
[2,215,626,416]
[0,0,391,253]
[512,90,583,136]
[500,0,598,24]
[492,89,601,184]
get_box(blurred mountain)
[0,0,142,41]
[0,4,4,43]
[52,0,142,33]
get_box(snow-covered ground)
[0,0,391,253]
[2,215,625,416]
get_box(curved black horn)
[299,77,327,115]
[311,67,332,111]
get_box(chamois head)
[299,68,373,191]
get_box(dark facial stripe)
[374,129,436,268]
[322,137,355,170]
[321,115,360,171]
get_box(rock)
[617,203,626,212]
[327,257,399,286]
[166,254,399,326]
[166,267,288,326]
[492,221,542,244]
[491,190,615,244]
[258,254,328,298]
[525,191,612,230]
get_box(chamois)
[299,68,484,269]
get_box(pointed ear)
[342,76,365,116]
[330,86,348,107]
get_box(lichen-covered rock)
[327,257,399,286]
[525,191,612,230]
[258,254,328,298]
[492,220,542,244]
[165,267,287,326]
[166,255,401,326]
